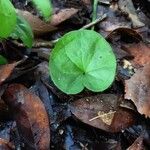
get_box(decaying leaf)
[0,63,17,85]
[118,0,145,28]
[70,94,136,132]
[127,134,145,150]
[125,63,150,117]
[98,4,130,35]
[17,8,78,35]
[122,42,150,68]
[3,84,50,150]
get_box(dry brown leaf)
[118,0,145,28]
[3,84,50,150]
[70,94,136,132]
[125,63,150,117]
[0,63,17,85]
[122,42,150,68]
[17,8,78,35]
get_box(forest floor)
[0,0,150,149]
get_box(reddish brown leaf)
[70,94,136,132]
[125,63,150,117]
[0,63,17,85]
[122,42,150,68]
[3,84,50,150]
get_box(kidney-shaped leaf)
[0,0,16,38]
[31,0,53,21]
[49,30,116,94]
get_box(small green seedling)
[49,29,116,94]
[0,0,52,47]
[10,15,34,48]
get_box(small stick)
[81,14,107,29]
[13,39,59,48]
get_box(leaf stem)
[91,0,98,30]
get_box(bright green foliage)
[0,55,7,64]
[11,15,34,48]
[0,0,17,38]
[31,0,53,21]
[49,30,116,94]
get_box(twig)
[81,14,107,29]
[13,39,59,48]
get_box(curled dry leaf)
[17,8,78,35]
[0,138,15,150]
[70,94,136,132]
[106,27,142,42]
[3,84,50,150]
[118,0,145,28]
[0,63,18,85]
[125,63,150,117]
[122,42,150,68]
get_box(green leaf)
[0,0,17,38]
[0,55,7,65]
[49,29,117,94]
[10,15,34,48]
[31,0,53,21]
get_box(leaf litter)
[0,0,150,149]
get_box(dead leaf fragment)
[3,84,50,150]
[122,42,150,68]
[125,63,150,117]
[70,94,136,132]
[18,8,78,35]
[118,0,145,28]
[127,134,145,150]
[0,63,17,85]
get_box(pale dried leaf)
[125,63,150,117]
[118,0,145,28]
